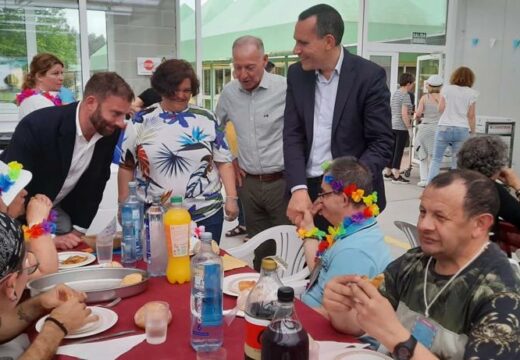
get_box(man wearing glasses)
[0,212,95,359]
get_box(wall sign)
[137,57,163,75]
[412,32,427,44]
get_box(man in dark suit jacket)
[284,4,393,227]
[1,72,133,250]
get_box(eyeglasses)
[317,190,336,198]
[0,251,39,284]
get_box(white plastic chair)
[227,225,309,281]
[394,221,420,248]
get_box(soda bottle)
[121,181,143,267]
[244,258,283,360]
[163,195,191,284]
[190,232,223,351]
[144,195,167,276]
[261,287,309,360]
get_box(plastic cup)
[96,235,114,264]
[145,302,169,345]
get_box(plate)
[58,251,96,270]
[328,349,392,359]
[223,273,259,297]
[35,306,118,339]
[223,308,245,318]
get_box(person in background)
[1,72,133,250]
[16,53,64,120]
[130,87,161,114]
[265,60,276,73]
[119,59,238,243]
[413,75,443,187]
[216,36,290,269]
[297,156,391,312]
[427,66,478,183]
[58,86,76,104]
[322,170,520,359]
[284,4,393,231]
[383,73,415,184]
[457,135,520,231]
[0,212,95,359]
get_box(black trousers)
[389,129,409,170]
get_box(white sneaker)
[417,181,427,187]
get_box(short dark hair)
[428,169,499,220]
[450,66,475,87]
[327,156,373,208]
[457,135,509,178]
[399,73,415,86]
[298,4,344,46]
[265,61,275,73]
[151,59,200,98]
[83,72,134,103]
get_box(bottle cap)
[200,232,212,241]
[277,286,294,302]
[261,258,277,271]
[170,195,183,204]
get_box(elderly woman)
[413,75,443,187]
[457,135,520,229]
[16,53,64,120]
[427,66,478,182]
[0,212,94,359]
[118,59,238,243]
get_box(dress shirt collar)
[315,47,344,82]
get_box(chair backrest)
[394,221,420,248]
[226,225,308,279]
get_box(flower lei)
[16,88,62,106]
[22,210,58,241]
[0,161,23,195]
[297,160,380,263]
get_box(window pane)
[368,0,448,45]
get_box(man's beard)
[90,107,114,136]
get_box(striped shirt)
[391,89,412,130]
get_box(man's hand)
[287,189,312,225]
[26,194,52,226]
[48,297,97,334]
[224,198,239,222]
[322,275,359,314]
[499,168,520,190]
[54,232,83,250]
[232,159,246,187]
[39,284,87,310]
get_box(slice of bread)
[120,273,143,286]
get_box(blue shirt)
[301,218,392,308]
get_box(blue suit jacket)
[283,49,393,210]
[1,102,119,229]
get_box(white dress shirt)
[54,103,102,229]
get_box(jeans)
[427,126,470,183]
[196,208,224,245]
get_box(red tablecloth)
[38,256,357,359]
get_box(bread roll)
[238,280,256,292]
[120,273,143,286]
[134,302,172,329]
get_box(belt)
[246,171,284,182]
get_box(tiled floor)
[220,157,424,261]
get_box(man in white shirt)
[283,4,393,229]
[1,72,133,249]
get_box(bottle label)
[167,224,189,257]
[244,314,270,353]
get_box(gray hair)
[232,36,265,55]
[457,135,508,178]
[327,156,373,208]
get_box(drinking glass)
[96,234,114,264]
[145,302,170,344]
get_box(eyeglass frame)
[0,251,39,284]
[317,190,338,199]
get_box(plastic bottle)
[244,258,284,360]
[144,195,167,276]
[121,181,143,267]
[261,287,309,360]
[190,232,223,351]
[163,195,191,284]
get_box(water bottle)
[144,195,167,276]
[121,181,143,267]
[244,258,284,360]
[261,287,309,360]
[190,232,223,351]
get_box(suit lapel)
[303,70,316,149]
[332,49,356,135]
[57,103,77,180]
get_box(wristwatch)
[392,335,417,360]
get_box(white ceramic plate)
[35,306,118,339]
[326,349,392,360]
[58,251,96,270]
[223,308,245,318]
[223,273,259,297]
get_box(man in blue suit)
[283,4,393,227]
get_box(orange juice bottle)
[164,196,191,284]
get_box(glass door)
[367,52,398,94]
[415,54,444,102]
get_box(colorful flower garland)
[0,161,23,195]
[16,88,62,106]
[22,210,58,241]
